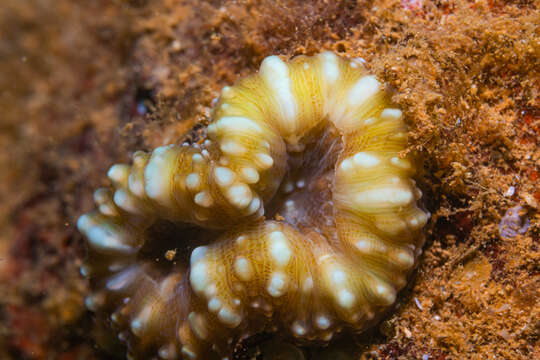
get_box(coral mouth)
[268,122,343,237]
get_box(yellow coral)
[77,52,428,359]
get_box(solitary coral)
[77,52,428,359]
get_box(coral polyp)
[77,52,428,359]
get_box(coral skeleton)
[77,52,428,359]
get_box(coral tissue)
[77,52,428,359]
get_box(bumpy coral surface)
[77,52,428,359]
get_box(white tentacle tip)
[225,183,252,209]
[194,191,213,208]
